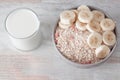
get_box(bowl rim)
[52,5,118,68]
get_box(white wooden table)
[0,0,120,80]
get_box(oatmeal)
[55,25,98,64]
[54,5,116,64]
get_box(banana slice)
[71,10,78,20]
[103,31,116,46]
[100,18,115,31]
[77,5,90,12]
[87,32,102,48]
[95,45,110,59]
[71,10,78,16]
[59,22,72,29]
[92,10,105,22]
[86,20,102,32]
[60,10,76,25]
[75,20,87,31]
[78,10,93,23]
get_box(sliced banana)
[59,22,72,29]
[78,10,93,23]
[77,5,90,12]
[75,20,87,31]
[60,10,76,25]
[100,18,115,31]
[87,32,102,48]
[103,31,116,46]
[95,45,110,59]
[71,10,78,16]
[86,20,102,32]
[71,10,79,20]
[92,10,105,22]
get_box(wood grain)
[0,0,120,80]
[0,0,41,3]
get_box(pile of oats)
[55,25,98,64]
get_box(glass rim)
[5,7,40,39]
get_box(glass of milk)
[5,8,41,51]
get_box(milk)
[5,8,41,51]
